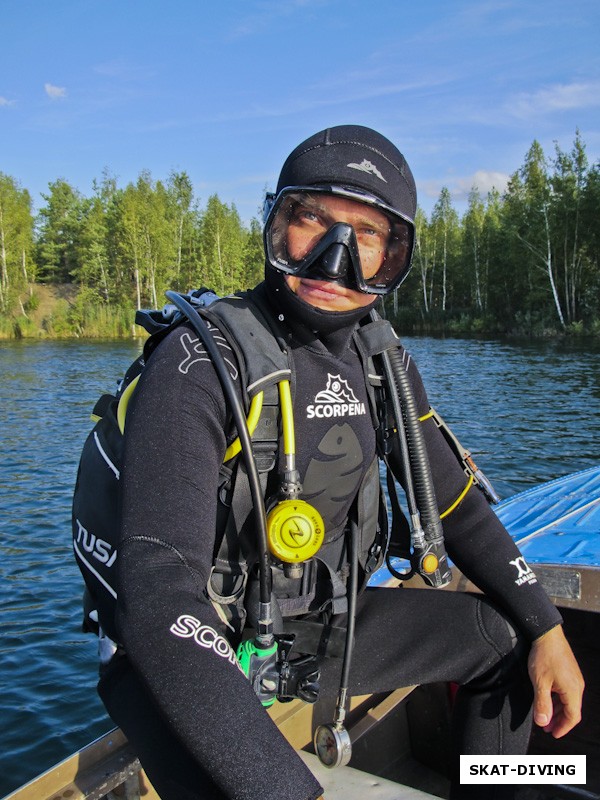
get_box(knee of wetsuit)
[466,599,528,692]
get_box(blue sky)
[1,0,599,222]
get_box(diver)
[96,125,583,800]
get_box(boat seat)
[2,688,427,800]
[300,752,439,799]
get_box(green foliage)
[199,195,247,295]
[41,298,73,337]
[1,132,599,338]
[24,290,40,312]
[36,179,84,284]
[242,217,266,289]
[0,173,35,312]
[5,316,40,339]
[74,301,136,338]
[388,132,600,336]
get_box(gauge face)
[313,724,352,768]
[314,724,339,768]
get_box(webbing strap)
[384,460,411,559]
[355,317,400,357]
[212,461,255,591]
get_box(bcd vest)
[72,289,391,646]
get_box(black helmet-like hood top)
[275,124,417,221]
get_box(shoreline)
[1,283,598,341]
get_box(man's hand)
[528,625,584,738]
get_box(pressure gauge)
[313,723,352,768]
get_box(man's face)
[283,194,389,312]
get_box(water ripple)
[0,335,599,794]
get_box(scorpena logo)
[509,556,537,587]
[306,373,366,420]
[170,614,244,672]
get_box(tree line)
[394,131,600,336]
[0,131,598,338]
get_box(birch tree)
[167,171,195,287]
[113,172,177,308]
[550,132,588,323]
[0,174,34,311]
[412,207,433,313]
[520,141,565,327]
[431,188,458,312]
[76,195,112,302]
[463,188,485,311]
[199,195,245,295]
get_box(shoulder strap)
[205,292,291,396]
[205,292,293,630]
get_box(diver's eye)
[363,226,386,238]
[290,205,327,229]
[356,226,388,248]
[298,209,319,222]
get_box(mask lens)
[265,190,414,294]
[361,220,413,291]
[267,192,320,271]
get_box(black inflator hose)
[369,310,451,588]
[384,345,442,538]
[340,519,359,696]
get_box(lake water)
[1,335,599,796]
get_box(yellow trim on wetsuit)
[419,407,474,518]
[440,474,475,519]
[117,375,469,516]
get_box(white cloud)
[203,74,453,125]
[44,83,67,100]
[455,170,509,198]
[509,80,600,119]
[93,59,156,81]
[229,0,329,39]
[0,96,14,106]
[420,170,510,204]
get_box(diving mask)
[263,187,415,295]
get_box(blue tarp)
[369,465,600,586]
[495,465,600,567]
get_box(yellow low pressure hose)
[440,475,474,519]
[278,379,295,461]
[223,391,264,462]
[116,374,141,434]
[116,372,265,464]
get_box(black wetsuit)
[99,285,562,800]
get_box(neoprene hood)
[275,125,417,221]
[264,125,418,332]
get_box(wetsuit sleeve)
[389,346,562,641]
[116,323,322,800]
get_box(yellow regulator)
[267,499,325,563]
